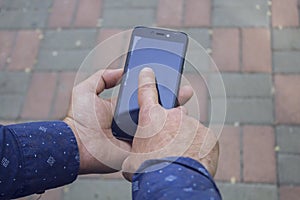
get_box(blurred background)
[0,0,300,199]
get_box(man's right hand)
[122,68,219,181]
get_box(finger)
[138,67,159,107]
[84,68,123,94]
[101,68,123,91]
[177,85,193,106]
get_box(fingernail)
[141,67,154,73]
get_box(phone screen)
[112,27,187,141]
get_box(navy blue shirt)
[0,121,221,200]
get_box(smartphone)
[112,26,188,141]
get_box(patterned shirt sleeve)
[0,121,80,200]
[132,157,222,200]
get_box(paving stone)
[212,0,270,27]
[242,28,271,72]
[184,50,210,73]
[275,75,300,124]
[278,154,300,184]
[8,30,40,70]
[50,72,76,120]
[184,0,211,27]
[39,188,62,200]
[21,72,57,120]
[48,0,77,28]
[273,29,300,50]
[180,28,210,48]
[0,0,52,9]
[243,126,276,183]
[212,28,240,72]
[209,73,272,98]
[0,72,30,94]
[156,0,183,27]
[0,10,48,29]
[103,0,158,8]
[215,126,241,182]
[276,126,300,154]
[272,0,299,27]
[217,182,278,200]
[97,28,123,43]
[64,179,131,200]
[273,51,300,73]
[36,49,90,71]
[102,8,155,28]
[74,0,102,27]
[0,95,23,119]
[280,186,300,200]
[41,29,97,50]
[211,98,274,124]
[0,31,15,69]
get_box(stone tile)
[7,30,40,70]
[215,126,241,182]
[0,10,48,29]
[64,179,131,200]
[102,8,155,28]
[40,188,62,200]
[184,49,211,73]
[41,29,97,50]
[0,0,52,9]
[272,0,299,27]
[103,0,158,8]
[212,29,240,72]
[184,0,211,27]
[0,72,30,94]
[209,73,272,98]
[74,0,102,27]
[0,95,23,119]
[278,154,300,184]
[243,126,276,183]
[0,31,15,69]
[275,75,300,124]
[97,29,123,43]
[217,182,278,200]
[156,0,183,27]
[21,72,57,120]
[48,0,77,28]
[212,0,270,27]
[280,186,300,200]
[273,51,300,73]
[242,28,271,72]
[273,29,300,50]
[211,98,274,124]
[181,28,210,49]
[276,126,300,154]
[50,72,76,120]
[36,49,90,71]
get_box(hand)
[64,69,131,174]
[122,68,219,181]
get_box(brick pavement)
[0,0,300,199]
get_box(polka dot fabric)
[132,157,222,200]
[0,121,79,199]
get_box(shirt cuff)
[7,121,80,198]
[132,157,221,200]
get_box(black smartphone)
[111,26,188,141]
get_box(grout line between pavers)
[239,126,244,182]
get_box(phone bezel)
[112,26,188,141]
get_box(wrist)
[63,117,88,174]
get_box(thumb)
[138,67,159,108]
